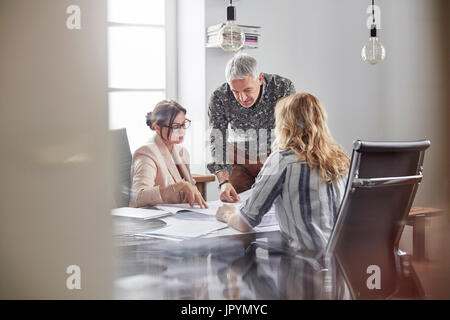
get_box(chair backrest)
[325,139,430,298]
[111,128,132,208]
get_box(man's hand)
[220,183,240,203]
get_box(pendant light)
[219,0,245,52]
[361,0,386,65]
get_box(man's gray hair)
[225,53,260,83]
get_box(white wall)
[381,0,449,207]
[202,0,449,206]
[0,0,113,298]
[177,0,207,175]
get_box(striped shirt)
[239,150,347,252]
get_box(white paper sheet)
[138,189,280,241]
[204,224,280,238]
[111,207,170,220]
[155,203,222,216]
[136,211,228,240]
[155,188,274,217]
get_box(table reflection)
[113,217,424,300]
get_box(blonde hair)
[273,93,349,182]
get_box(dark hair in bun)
[146,100,186,140]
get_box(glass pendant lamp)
[219,0,245,52]
[361,0,386,65]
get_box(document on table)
[136,211,228,241]
[138,189,279,241]
[155,202,221,216]
[154,189,269,216]
[111,207,171,220]
[205,224,280,238]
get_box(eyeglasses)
[162,119,191,131]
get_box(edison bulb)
[219,21,245,52]
[361,25,386,65]
[361,37,386,65]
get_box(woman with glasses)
[129,100,207,208]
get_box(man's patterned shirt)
[207,73,296,175]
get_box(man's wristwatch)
[218,180,230,189]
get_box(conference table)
[113,217,425,300]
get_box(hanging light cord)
[372,0,375,25]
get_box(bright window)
[108,0,165,25]
[107,0,174,152]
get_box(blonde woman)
[216,93,349,251]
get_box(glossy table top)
[113,217,424,300]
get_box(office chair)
[232,139,430,299]
[111,128,132,208]
[325,139,430,299]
